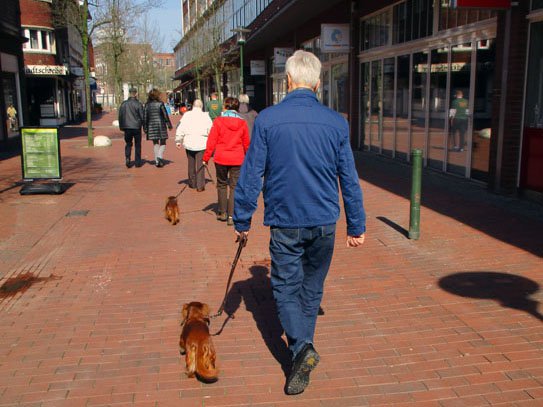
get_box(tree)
[53,0,162,146]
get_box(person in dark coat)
[144,88,173,167]
[118,87,144,168]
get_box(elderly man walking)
[233,50,366,395]
[175,99,212,191]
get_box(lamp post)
[232,27,251,94]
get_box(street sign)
[20,127,62,180]
[451,0,511,8]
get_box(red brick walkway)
[0,111,542,406]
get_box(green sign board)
[21,127,62,180]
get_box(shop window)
[392,0,434,44]
[361,10,391,51]
[2,74,20,138]
[524,22,543,129]
[532,0,543,10]
[23,29,55,53]
[438,1,496,31]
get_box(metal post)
[240,43,244,94]
[409,149,422,240]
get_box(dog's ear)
[181,303,189,323]
[202,303,210,316]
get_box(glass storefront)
[2,73,20,138]
[359,37,495,181]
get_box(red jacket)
[203,115,250,165]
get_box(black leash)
[209,234,248,319]
[174,164,214,198]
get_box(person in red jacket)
[203,97,250,226]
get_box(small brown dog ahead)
[179,302,218,382]
[165,196,179,225]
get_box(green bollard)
[409,149,422,240]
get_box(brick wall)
[20,0,53,28]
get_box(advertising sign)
[321,24,350,53]
[24,65,68,76]
[250,60,266,75]
[20,127,62,180]
[274,48,294,68]
[451,0,511,8]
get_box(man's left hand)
[347,234,365,247]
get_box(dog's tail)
[195,340,219,383]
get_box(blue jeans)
[269,224,336,360]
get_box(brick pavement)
[0,110,542,406]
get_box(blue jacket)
[233,88,366,236]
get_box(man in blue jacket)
[233,50,366,395]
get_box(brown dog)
[179,302,218,382]
[165,196,179,225]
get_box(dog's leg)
[186,344,197,377]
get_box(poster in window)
[21,127,62,180]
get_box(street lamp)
[232,27,251,94]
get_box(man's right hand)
[346,234,365,247]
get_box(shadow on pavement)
[376,216,409,238]
[217,263,290,377]
[356,152,543,257]
[438,272,543,322]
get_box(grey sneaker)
[227,216,234,226]
[285,343,320,395]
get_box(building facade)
[173,0,543,200]
[0,0,26,148]
[20,0,86,127]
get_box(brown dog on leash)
[165,196,179,225]
[179,302,218,382]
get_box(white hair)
[239,94,249,104]
[193,99,203,108]
[285,50,321,88]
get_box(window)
[361,10,391,51]
[532,0,543,10]
[438,0,496,31]
[23,28,55,53]
[393,0,434,44]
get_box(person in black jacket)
[144,88,173,167]
[118,88,144,168]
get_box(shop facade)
[0,0,26,147]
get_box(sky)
[147,0,182,53]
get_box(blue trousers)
[269,224,336,359]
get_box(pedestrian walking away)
[238,93,258,138]
[118,88,144,168]
[144,88,173,167]
[233,50,366,395]
[175,99,212,191]
[203,97,250,226]
[206,92,222,121]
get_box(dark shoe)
[196,187,205,192]
[135,160,143,168]
[125,158,133,168]
[285,344,319,395]
[227,216,234,226]
[156,158,164,168]
[216,212,227,222]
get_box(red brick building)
[20,0,87,126]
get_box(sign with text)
[321,24,350,53]
[24,65,68,76]
[451,0,511,8]
[250,60,266,75]
[21,127,62,180]
[274,48,294,68]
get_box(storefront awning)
[173,79,194,92]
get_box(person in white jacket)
[175,99,213,191]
